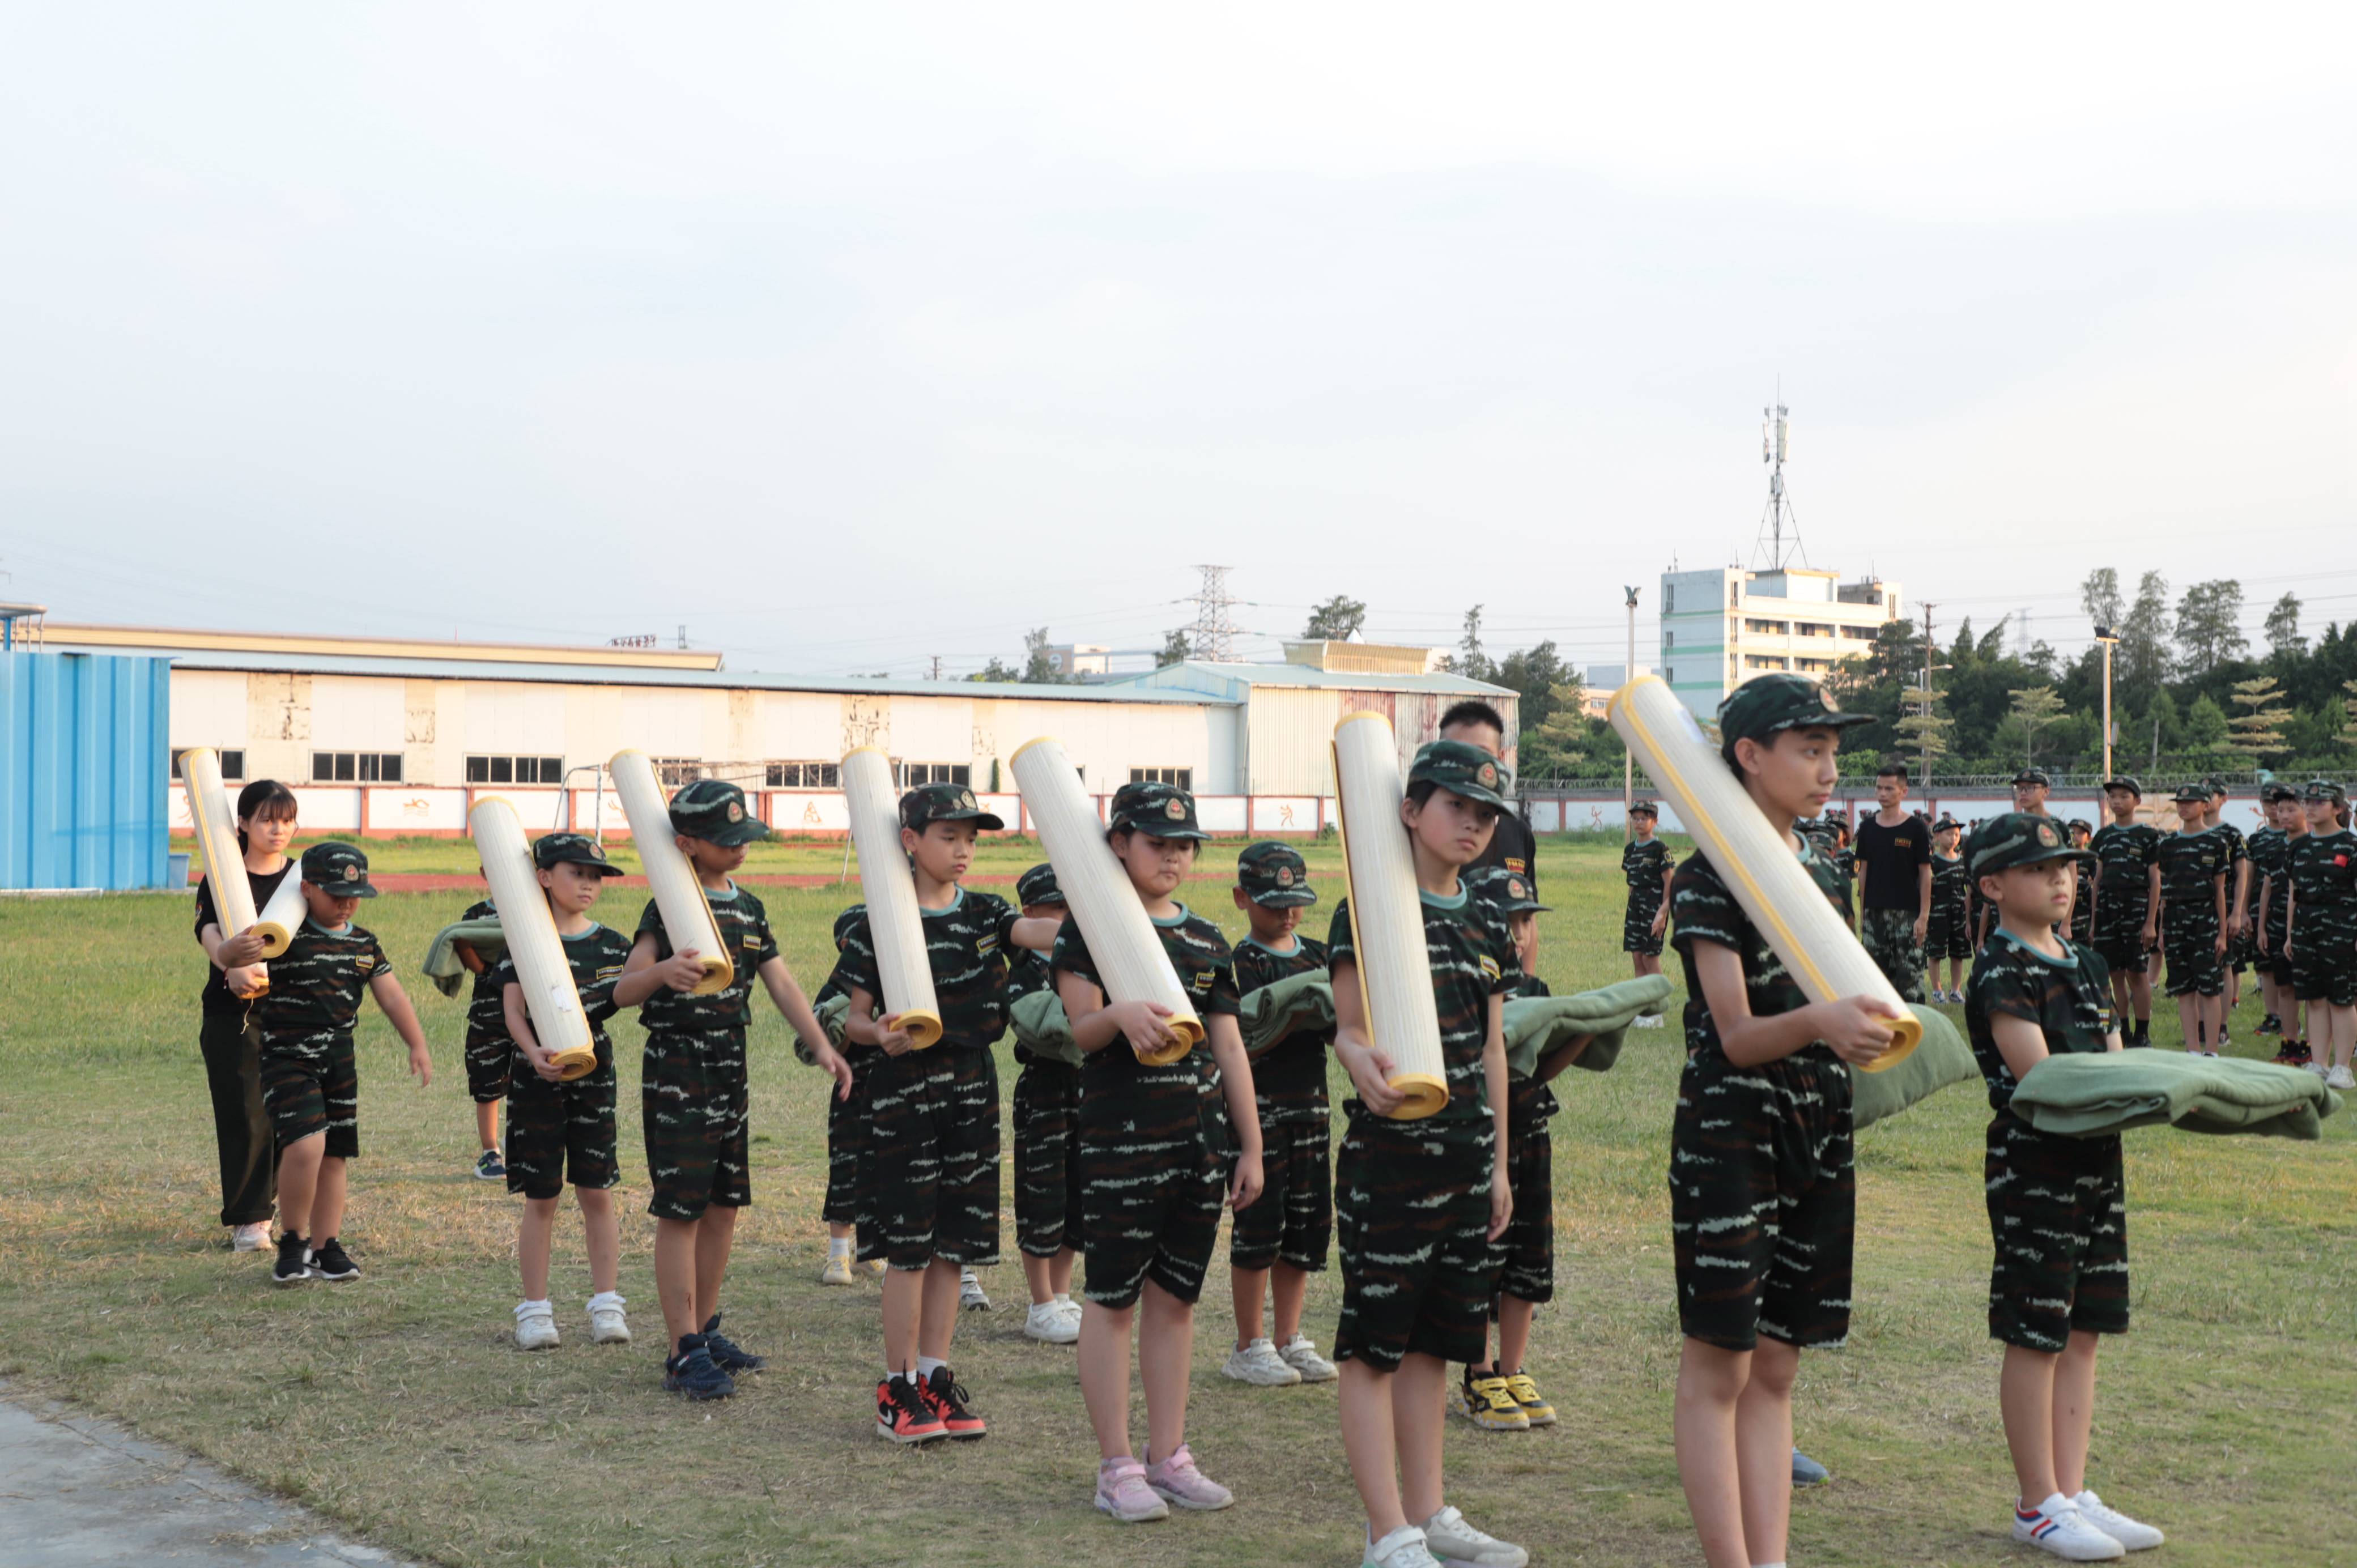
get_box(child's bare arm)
[1988,1012,2051,1083]
[1483,994,1512,1241]
[841,984,916,1056]
[1056,970,1178,1058]
[1692,939,1896,1068]
[614,930,704,1007]
[1329,957,1406,1116]
[503,981,563,1082]
[1206,1014,1262,1208]
[758,955,854,1098]
[368,970,433,1086]
[1009,913,1066,952]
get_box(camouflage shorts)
[823,1050,876,1228]
[1623,896,1665,957]
[505,1048,618,1199]
[2092,928,2151,974]
[1985,1114,2128,1351]
[642,1036,751,1221]
[462,1025,512,1105]
[857,1047,1001,1271]
[1668,1050,1855,1352]
[259,1034,359,1160]
[1925,906,1973,962]
[1078,1075,1224,1310]
[1860,908,1927,1002]
[1334,1109,1498,1373]
[1012,1058,1084,1259]
[2290,928,2357,1006]
[1229,1114,1331,1273]
[1491,1081,1557,1306]
[2162,911,2224,998]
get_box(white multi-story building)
[1657,567,1903,719]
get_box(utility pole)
[1623,585,1640,839]
[2094,623,2121,781]
[928,654,943,681]
[1920,603,1939,786]
[1186,565,1243,662]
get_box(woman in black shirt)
[192,779,300,1249]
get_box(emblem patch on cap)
[1275,865,1294,887]
[1165,798,1186,820]
[1508,877,1527,898]
[2036,822,2057,847]
[1477,762,1497,789]
[959,790,976,810]
[726,800,744,823]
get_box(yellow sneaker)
[859,1257,886,1279]
[820,1254,857,1286]
[1501,1371,1556,1426]
[1448,1374,1530,1432]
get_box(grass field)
[3,840,2353,1567]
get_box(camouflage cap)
[668,778,772,846]
[1108,779,1206,840]
[2260,782,2299,804]
[1629,799,1660,818]
[2203,775,2232,798]
[1470,863,1548,915]
[1236,840,1316,907]
[300,840,377,898]
[1407,738,1515,811]
[532,831,624,876]
[1715,674,1874,763]
[1966,811,2094,879]
[2066,818,2093,838]
[2011,768,2052,788]
[2303,779,2347,805]
[900,782,1004,833]
[2171,784,2209,804]
[1015,862,1065,907]
[2103,776,2143,798]
[1932,813,1963,832]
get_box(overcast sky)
[2,5,2352,679]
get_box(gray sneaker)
[1220,1337,1301,1386]
[1277,1332,1338,1382]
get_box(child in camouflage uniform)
[1453,864,1564,1437]
[2066,820,2097,946]
[1054,781,1263,1523]
[1328,742,1524,1568]
[1666,676,1902,1568]
[619,779,852,1400]
[1962,812,2165,1560]
[256,842,433,1287]
[2255,784,2309,1065]
[1622,801,1672,1026]
[839,783,1062,1445]
[2202,779,2252,1046]
[2156,785,2231,1055]
[814,905,882,1284]
[2247,783,2297,1050]
[1220,841,1337,1389]
[2090,777,2161,1046]
[1007,862,1083,1344]
[2285,780,2357,1089]
[1925,815,1972,1003]
[453,888,509,1182]
[496,833,635,1352]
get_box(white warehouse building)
[1656,566,1903,719]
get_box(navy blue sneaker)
[473,1149,505,1182]
[1792,1448,1831,1487]
[700,1313,764,1373]
[663,1336,735,1401]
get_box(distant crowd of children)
[189,688,2355,1567]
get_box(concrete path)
[0,1392,415,1567]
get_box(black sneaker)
[2257,1014,2282,1037]
[309,1237,360,1282]
[273,1233,312,1286]
[699,1313,764,1373]
[473,1149,506,1181]
[663,1336,735,1401]
[922,1365,987,1439]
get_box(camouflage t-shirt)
[1006,945,1058,1065]
[838,887,1020,1051]
[459,898,508,1050]
[1235,932,1331,1121]
[1669,838,1844,1069]
[254,921,390,1050]
[1327,885,1513,1123]
[2156,830,2230,910]
[1964,930,2115,1113]
[1930,853,1970,925]
[1623,838,1671,914]
[635,885,781,1045]
[490,923,633,1066]
[1053,904,1240,1147]
[2090,821,2161,927]
[2245,826,2287,917]
[2288,830,2357,923]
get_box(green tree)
[2174,578,2247,672]
[2118,570,2173,696]
[2184,693,2231,756]
[2265,593,2305,657]
[1493,641,1576,732]
[1449,605,1493,683]
[1893,682,1952,770]
[2228,675,2291,761]
[967,657,1020,683]
[2342,679,2357,751]
[1301,595,1367,642]
[1156,628,1191,668]
[1994,685,2066,767]
[2081,566,2124,629]
[1020,627,1070,684]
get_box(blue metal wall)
[0,650,172,890]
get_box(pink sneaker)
[1094,1458,1168,1523]
[1145,1444,1234,1511]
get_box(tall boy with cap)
[2088,778,2161,1046]
[1007,862,1084,1344]
[255,842,434,1287]
[1963,813,2164,1561]
[1223,840,1339,1388]
[1925,815,1972,1003]
[2245,783,2295,1048]
[2253,783,2308,1064]
[2155,785,2231,1054]
[618,781,853,1399]
[1623,802,1673,1026]
[1665,676,1900,1568]
[1854,761,1932,1003]
[1981,769,2066,947]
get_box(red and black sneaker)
[922,1366,988,1440]
[876,1375,947,1444]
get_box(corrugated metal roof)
[37,643,1240,705]
[1110,661,1516,698]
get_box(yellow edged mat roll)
[840,747,943,1049]
[182,747,269,997]
[250,859,308,959]
[606,749,734,997]
[1331,713,1450,1120]
[468,796,599,1081]
[1010,735,1201,1065]
[1607,675,1920,1072]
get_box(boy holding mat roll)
[1661,675,1902,1568]
[1327,740,1525,1568]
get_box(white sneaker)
[2307,1060,2332,1078]
[1053,1294,1084,1328]
[1633,1013,1664,1029]
[514,1303,560,1352]
[959,1268,992,1311]
[230,1222,272,1252]
[2328,1066,2356,1090]
[2073,1490,2164,1551]
[1277,1332,1338,1382]
[1024,1301,1080,1344]
[1220,1337,1303,1386]
[1364,1526,1443,1568]
[820,1253,857,1286]
[588,1293,629,1345]
[2014,1497,2125,1560]
[1422,1505,1527,1568]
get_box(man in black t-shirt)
[1854,761,1932,1003]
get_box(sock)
[587,1290,624,1314]
[829,1235,851,1262]
[514,1298,552,1319]
[916,1354,947,1380]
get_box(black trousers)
[199,1011,277,1226]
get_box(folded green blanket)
[1241,969,1334,1060]
[1850,1005,1977,1130]
[1010,990,1084,1068]
[2008,1051,2341,1140]
[1503,977,1673,1080]
[795,992,855,1066]
[420,917,507,999]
